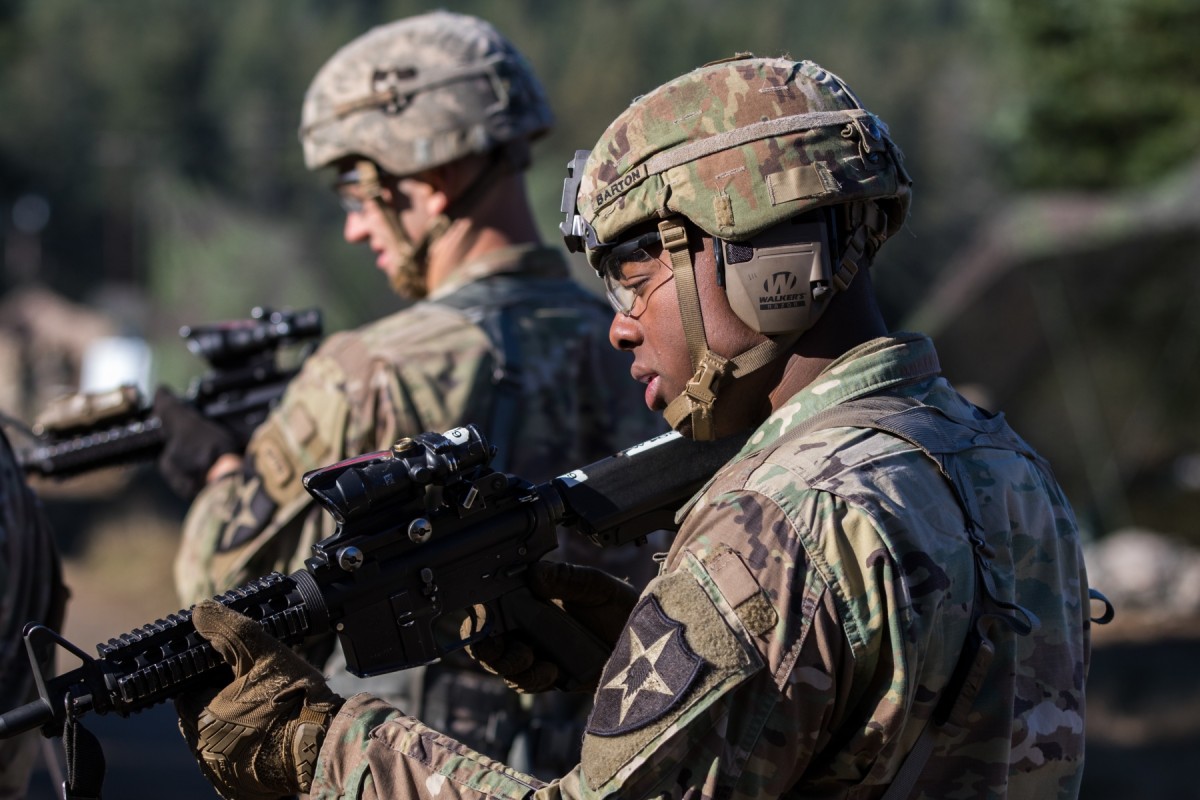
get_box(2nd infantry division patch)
[586,595,705,736]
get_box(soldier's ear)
[425,153,495,214]
[417,165,452,216]
[392,169,446,218]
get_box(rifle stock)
[0,425,746,739]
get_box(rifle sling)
[63,714,105,800]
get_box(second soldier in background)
[167,11,663,777]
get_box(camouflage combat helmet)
[560,55,912,439]
[300,11,554,300]
[299,10,553,177]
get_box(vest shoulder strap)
[429,279,538,472]
[776,394,1040,800]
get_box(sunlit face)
[605,221,769,436]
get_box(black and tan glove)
[175,601,343,800]
[465,560,640,693]
[152,387,239,499]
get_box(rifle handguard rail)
[0,425,747,740]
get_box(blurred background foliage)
[1,0,1199,544]
[5,3,1200,797]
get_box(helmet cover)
[569,55,911,270]
[300,10,553,176]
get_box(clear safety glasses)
[600,230,675,318]
[335,191,366,215]
[332,168,370,215]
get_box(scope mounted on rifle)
[181,306,323,368]
[304,426,495,526]
[13,306,324,480]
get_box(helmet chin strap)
[659,202,890,440]
[355,156,508,299]
[355,160,437,299]
[656,219,801,441]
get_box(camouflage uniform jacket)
[176,244,660,602]
[175,244,663,772]
[307,333,1091,800]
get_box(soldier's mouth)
[644,375,662,411]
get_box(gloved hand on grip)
[465,560,640,693]
[175,601,344,800]
[153,387,239,499]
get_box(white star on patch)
[600,626,676,725]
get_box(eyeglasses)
[335,190,367,215]
[332,169,371,215]
[600,230,675,318]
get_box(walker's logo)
[758,271,805,311]
[763,271,798,295]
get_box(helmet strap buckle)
[663,349,730,441]
[686,350,730,407]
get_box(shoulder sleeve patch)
[283,401,318,448]
[217,472,278,553]
[586,594,703,737]
[581,555,763,791]
[254,431,296,498]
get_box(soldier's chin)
[387,258,430,300]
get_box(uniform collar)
[674,333,941,523]
[743,332,941,457]
[427,244,569,300]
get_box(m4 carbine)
[0,424,744,740]
[15,306,322,479]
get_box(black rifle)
[14,306,322,479]
[0,425,744,740]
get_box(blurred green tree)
[0,0,1001,389]
[984,0,1200,190]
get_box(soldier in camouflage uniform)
[174,56,1094,799]
[0,429,65,798]
[170,11,662,779]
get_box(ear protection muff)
[658,210,843,440]
[718,208,838,336]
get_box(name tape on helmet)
[591,163,649,213]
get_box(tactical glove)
[153,387,239,499]
[466,560,640,693]
[175,601,343,800]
